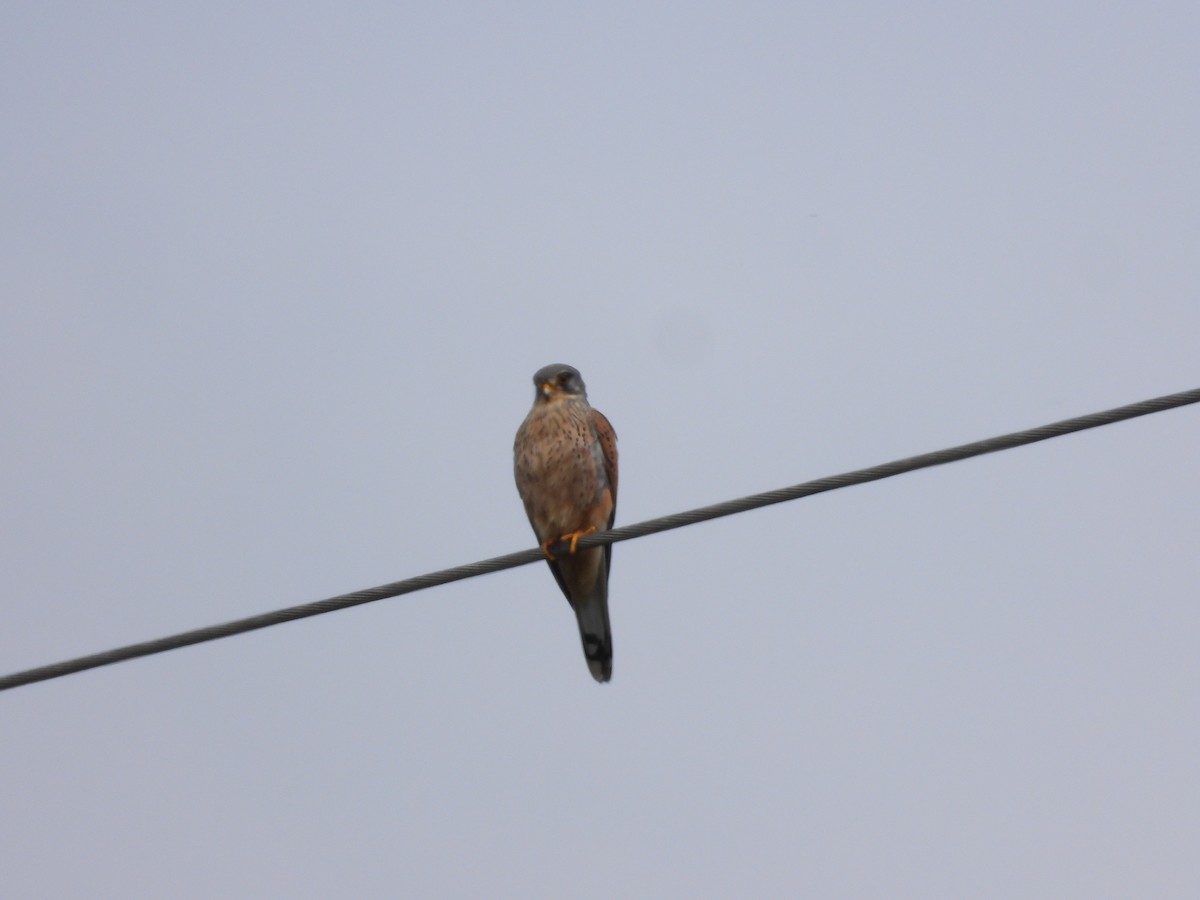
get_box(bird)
[514,364,618,682]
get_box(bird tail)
[572,560,613,683]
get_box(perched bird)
[514,364,619,682]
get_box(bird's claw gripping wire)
[541,526,597,560]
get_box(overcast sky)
[3,3,1199,897]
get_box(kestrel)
[514,364,618,683]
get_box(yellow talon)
[560,526,596,554]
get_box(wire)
[2,386,1198,693]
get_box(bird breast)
[514,399,609,537]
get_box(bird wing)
[589,408,618,527]
[588,407,618,580]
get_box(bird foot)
[542,526,596,559]
[559,526,596,554]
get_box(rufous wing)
[589,408,618,526]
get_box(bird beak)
[540,381,556,398]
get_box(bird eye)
[558,372,572,385]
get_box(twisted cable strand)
[3,386,1197,693]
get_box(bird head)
[532,363,587,403]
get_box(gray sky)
[3,3,1198,897]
